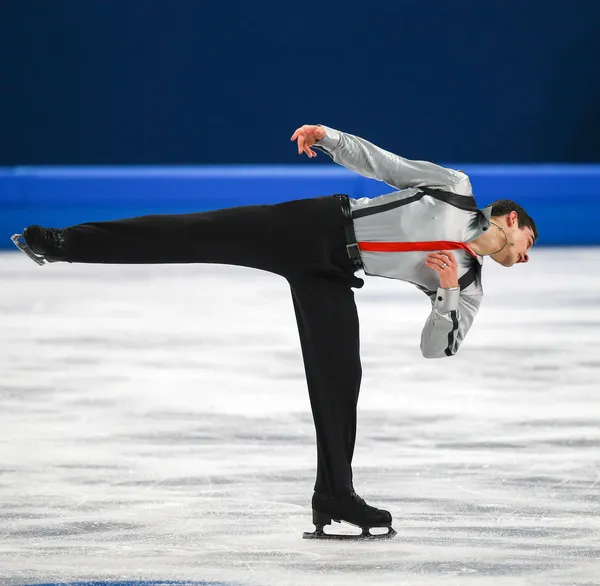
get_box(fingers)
[424,258,443,273]
[433,250,456,261]
[425,256,446,269]
[426,250,459,288]
[425,250,458,272]
[427,251,455,265]
[291,126,308,143]
[291,126,319,157]
[295,132,316,157]
[291,125,308,141]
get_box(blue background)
[2,0,600,165]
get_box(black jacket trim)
[352,186,478,219]
[444,310,459,356]
[458,262,481,292]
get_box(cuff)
[433,286,460,313]
[315,125,342,152]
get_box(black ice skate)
[11,225,69,266]
[303,491,396,540]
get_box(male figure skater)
[12,124,537,540]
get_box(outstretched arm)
[290,124,467,192]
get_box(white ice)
[0,248,599,586]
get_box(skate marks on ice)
[28,580,232,586]
[22,582,236,586]
[0,249,599,586]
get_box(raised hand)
[290,125,327,158]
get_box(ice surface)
[0,248,599,586]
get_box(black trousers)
[62,195,365,496]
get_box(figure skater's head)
[488,200,538,267]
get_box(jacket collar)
[473,206,494,265]
[480,205,493,224]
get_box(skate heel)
[312,509,333,527]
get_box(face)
[491,211,535,267]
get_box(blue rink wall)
[1,165,599,248]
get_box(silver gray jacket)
[315,125,492,359]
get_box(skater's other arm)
[290,124,470,194]
[420,250,480,359]
[419,290,481,359]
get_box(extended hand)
[290,125,326,158]
[425,250,459,289]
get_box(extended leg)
[13,196,356,279]
[48,205,294,270]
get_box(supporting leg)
[289,275,362,496]
[290,275,395,539]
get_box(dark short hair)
[490,199,538,244]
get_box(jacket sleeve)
[315,125,468,192]
[419,287,482,359]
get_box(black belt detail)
[352,186,478,219]
[335,194,363,271]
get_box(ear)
[506,211,519,228]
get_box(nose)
[522,254,529,263]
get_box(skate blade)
[11,234,47,266]
[303,526,397,541]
